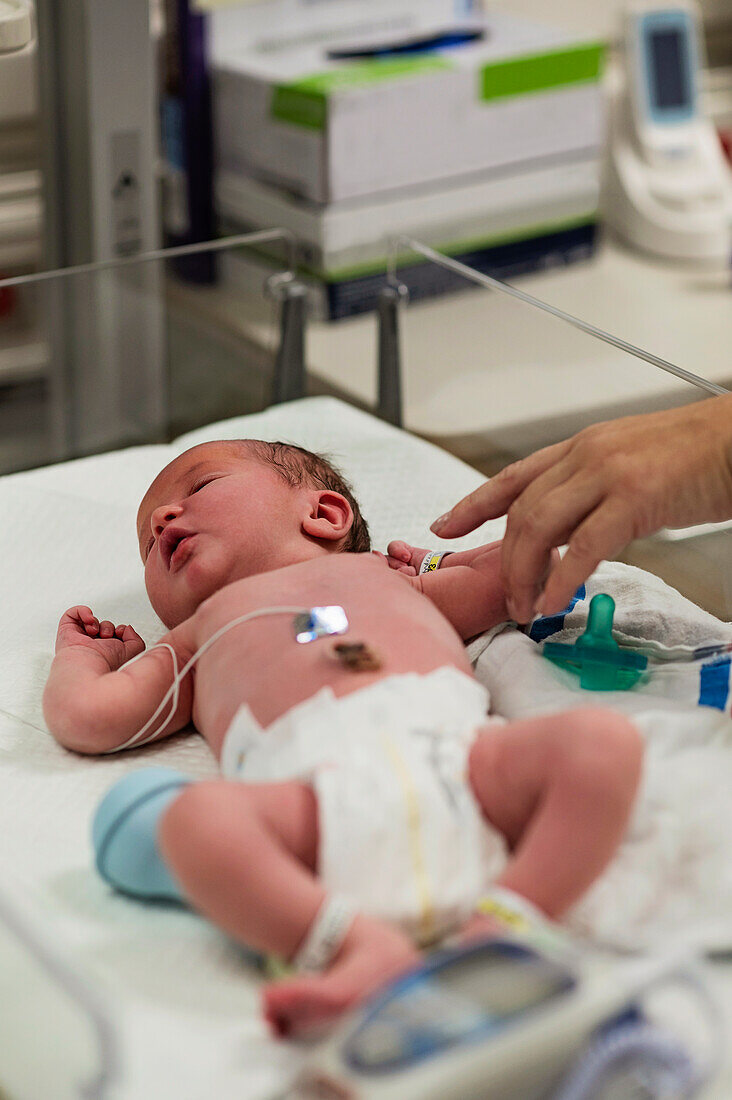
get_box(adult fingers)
[536,499,636,616]
[431,438,573,538]
[502,474,602,622]
[498,456,587,606]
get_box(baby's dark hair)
[244,439,371,553]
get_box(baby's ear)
[302,491,353,544]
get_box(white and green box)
[215,153,601,280]
[212,11,606,204]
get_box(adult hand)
[431,397,732,623]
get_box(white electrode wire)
[0,883,122,1100]
[104,606,309,754]
[678,968,725,1092]
[388,236,729,398]
[550,964,721,1100]
[0,705,48,735]
[107,643,182,753]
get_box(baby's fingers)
[98,620,115,639]
[62,605,99,635]
[120,624,146,657]
[386,557,417,575]
[386,540,412,563]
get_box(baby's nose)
[151,503,182,535]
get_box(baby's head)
[137,439,370,626]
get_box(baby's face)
[137,442,311,626]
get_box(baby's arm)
[407,545,509,640]
[469,709,642,918]
[386,539,502,575]
[43,606,194,754]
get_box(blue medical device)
[294,935,711,1099]
[92,767,189,902]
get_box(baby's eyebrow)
[136,459,221,546]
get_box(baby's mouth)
[160,527,195,571]
[169,535,195,573]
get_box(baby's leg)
[466,708,642,922]
[158,780,418,1036]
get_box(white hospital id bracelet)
[475,886,547,933]
[419,550,451,574]
[294,895,357,973]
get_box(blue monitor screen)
[648,28,689,111]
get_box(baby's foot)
[457,912,506,944]
[263,915,419,1039]
[385,540,431,576]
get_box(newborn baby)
[43,439,641,1037]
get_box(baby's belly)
[192,604,471,760]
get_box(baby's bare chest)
[188,557,467,753]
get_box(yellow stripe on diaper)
[379,731,437,947]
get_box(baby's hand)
[385,540,429,576]
[55,606,145,672]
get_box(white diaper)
[221,667,507,945]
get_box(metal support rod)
[271,280,308,405]
[377,283,408,426]
[387,235,729,398]
[0,228,298,292]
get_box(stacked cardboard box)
[210,4,606,318]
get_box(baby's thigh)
[467,709,641,845]
[162,778,318,870]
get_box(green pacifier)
[542,593,648,691]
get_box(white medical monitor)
[627,2,702,156]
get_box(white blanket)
[0,398,499,1100]
[470,561,732,951]
[1,396,731,1097]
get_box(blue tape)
[529,585,587,643]
[698,657,731,711]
